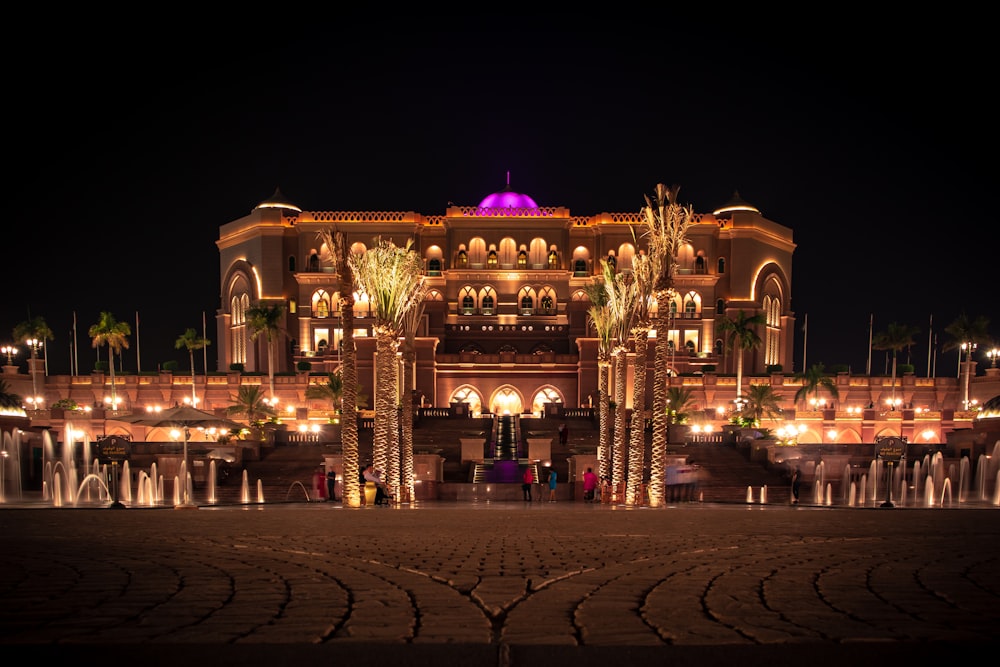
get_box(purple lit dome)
[477,173,538,209]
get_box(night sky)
[5,18,995,380]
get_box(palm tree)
[872,321,919,406]
[639,183,692,507]
[349,237,424,498]
[665,385,696,426]
[88,312,131,410]
[719,310,767,407]
[0,378,24,411]
[794,363,840,410]
[226,384,277,426]
[246,303,285,400]
[584,271,614,481]
[400,288,427,502]
[601,259,638,491]
[626,248,653,505]
[305,371,344,418]
[175,328,210,406]
[943,311,991,410]
[738,383,784,427]
[318,228,361,507]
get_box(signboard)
[875,436,906,463]
[96,435,131,464]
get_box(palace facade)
[3,181,996,454]
[217,181,795,417]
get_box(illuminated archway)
[490,386,524,416]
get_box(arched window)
[684,298,697,318]
[540,295,554,313]
[517,250,528,268]
[695,255,706,274]
[459,286,477,315]
[482,294,494,315]
[573,259,587,274]
[716,299,725,315]
[428,258,442,274]
[457,249,468,268]
[518,286,536,315]
[312,290,332,318]
[487,250,498,268]
[717,257,726,273]
[548,249,558,269]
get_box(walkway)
[2,503,997,666]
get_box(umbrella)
[116,406,243,506]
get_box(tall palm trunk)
[327,230,361,507]
[372,328,396,486]
[597,356,610,480]
[648,299,671,507]
[386,347,401,497]
[341,292,359,507]
[626,328,648,505]
[401,343,416,501]
[266,339,276,399]
[612,346,627,488]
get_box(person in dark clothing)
[326,469,338,502]
[791,467,801,504]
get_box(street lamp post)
[961,341,978,411]
[1,345,16,366]
[988,347,999,368]
[25,338,43,402]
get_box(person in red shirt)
[522,467,534,501]
[582,467,598,502]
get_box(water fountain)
[207,460,217,503]
[286,481,310,502]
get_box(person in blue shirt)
[547,468,558,501]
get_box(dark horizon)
[4,19,995,381]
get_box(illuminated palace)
[217,182,794,418]
[212,181,994,448]
[4,181,995,452]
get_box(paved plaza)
[1,501,997,666]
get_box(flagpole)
[202,311,208,374]
[135,311,141,374]
[932,333,937,378]
[866,314,873,376]
[72,311,78,376]
[802,313,808,373]
[926,314,933,378]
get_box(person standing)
[558,422,569,445]
[582,467,598,502]
[326,468,338,502]
[522,466,534,501]
[791,466,801,504]
[547,468,558,501]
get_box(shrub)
[229,362,244,372]
[297,361,312,371]
[94,361,108,372]
[898,363,915,374]
[161,360,179,372]
[831,364,850,374]
[766,364,783,374]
